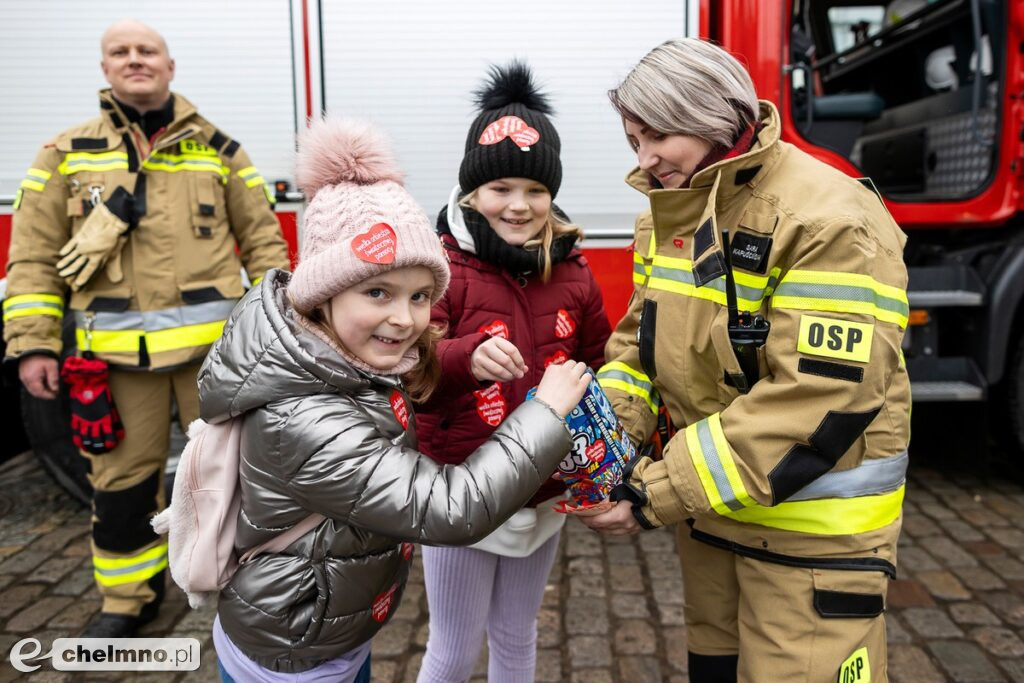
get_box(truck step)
[907,356,985,402]
[907,265,984,307]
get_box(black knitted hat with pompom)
[459,61,562,198]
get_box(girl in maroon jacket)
[415,62,611,682]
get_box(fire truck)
[0,0,1017,500]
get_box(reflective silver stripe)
[696,419,745,512]
[93,553,167,578]
[74,300,237,332]
[595,369,655,395]
[772,282,909,317]
[786,451,909,502]
[650,265,777,301]
[4,301,62,313]
[25,171,49,185]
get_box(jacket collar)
[624,100,783,203]
[98,88,200,149]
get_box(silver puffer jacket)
[198,269,572,672]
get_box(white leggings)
[416,532,561,683]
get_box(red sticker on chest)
[389,390,409,430]
[372,583,399,622]
[554,309,576,339]
[478,115,540,150]
[351,223,397,264]
[473,383,508,427]
[477,319,510,340]
[673,238,685,249]
[544,350,569,368]
[585,440,606,463]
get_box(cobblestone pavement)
[2,451,1024,682]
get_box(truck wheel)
[1002,335,1024,459]
[20,384,92,506]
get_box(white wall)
[320,1,687,236]
[0,0,296,197]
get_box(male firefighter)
[4,19,289,638]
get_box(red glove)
[61,356,125,455]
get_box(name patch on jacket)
[180,139,218,156]
[797,315,874,363]
[730,231,772,273]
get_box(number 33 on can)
[797,314,874,363]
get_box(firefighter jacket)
[599,101,911,572]
[4,89,289,369]
[199,270,573,672]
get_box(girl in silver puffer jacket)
[200,118,591,681]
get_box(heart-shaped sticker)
[554,309,576,339]
[390,390,409,430]
[479,115,540,150]
[474,383,508,427]
[351,222,397,264]
[477,319,510,340]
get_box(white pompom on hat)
[288,118,450,314]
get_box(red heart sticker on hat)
[479,115,540,150]
[478,319,510,340]
[554,309,576,339]
[474,383,508,427]
[352,223,397,264]
[390,390,409,430]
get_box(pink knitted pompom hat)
[288,118,450,314]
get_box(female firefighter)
[583,38,911,682]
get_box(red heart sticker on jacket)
[673,238,685,249]
[544,350,569,368]
[474,383,508,427]
[372,583,399,622]
[390,390,409,430]
[401,542,414,561]
[351,223,397,264]
[478,115,540,150]
[477,319,510,340]
[554,309,576,339]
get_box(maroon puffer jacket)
[417,233,611,507]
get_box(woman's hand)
[534,360,591,417]
[579,500,643,535]
[471,337,527,382]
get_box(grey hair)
[609,38,759,149]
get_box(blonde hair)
[460,188,583,282]
[304,308,445,403]
[608,38,759,148]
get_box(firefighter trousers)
[85,363,201,616]
[676,524,888,683]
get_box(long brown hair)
[304,308,446,403]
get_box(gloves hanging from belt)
[61,355,125,455]
[56,186,136,292]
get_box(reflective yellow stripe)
[632,251,650,286]
[20,168,52,192]
[58,151,129,175]
[12,189,23,210]
[648,254,779,312]
[75,320,227,354]
[250,276,263,286]
[143,153,230,179]
[93,544,168,587]
[3,294,64,322]
[263,184,276,204]
[772,269,909,328]
[597,361,659,413]
[145,320,226,353]
[685,415,756,515]
[238,165,268,189]
[724,485,905,535]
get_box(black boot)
[81,596,161,638]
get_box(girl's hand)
[471,337,528,382]
[579,500,643,535]
[534,360,591,417]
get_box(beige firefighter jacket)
[599,101,911,570]
[4,89,289,369]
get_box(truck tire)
[1001,334,1024,460]
[20,384,92,506]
